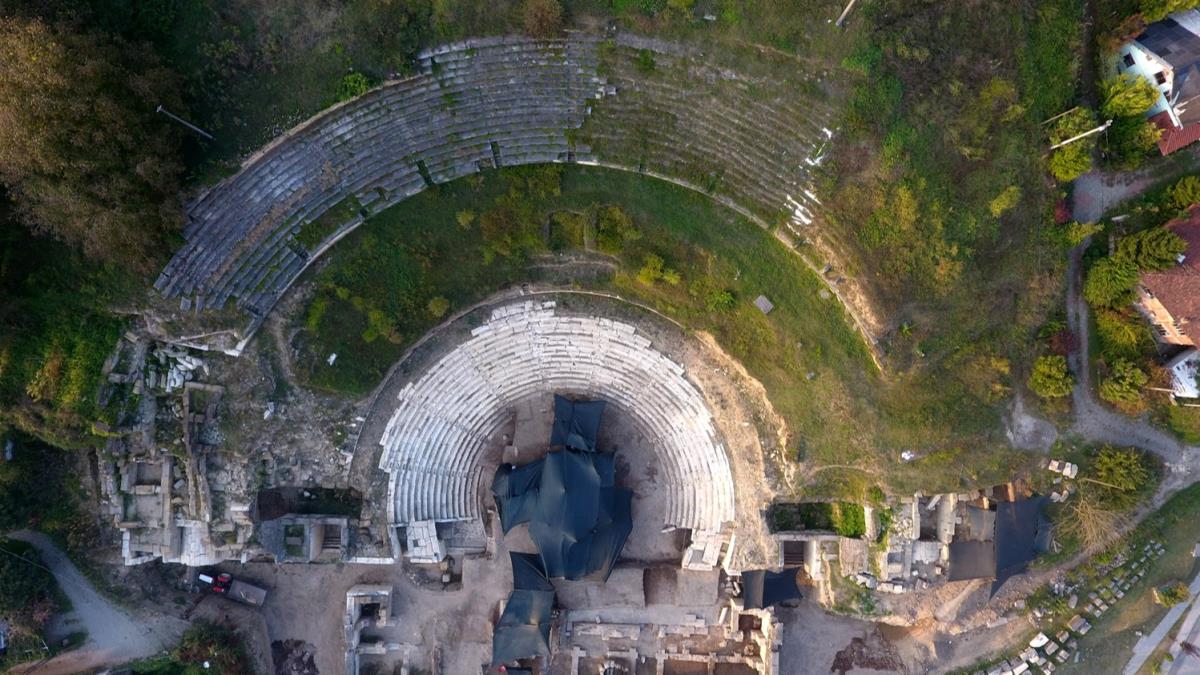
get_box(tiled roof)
[1140,206,1200,344]
[1149,110,1200,154]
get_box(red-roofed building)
[1137,206,1200,345]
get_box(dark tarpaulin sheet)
[550,395,606,452]
[510,552,554,592]
[742,568,804,609]
[491,589,554,665]
[492,461,543,533]
[991,496,1050,595]
[947,540,996,582]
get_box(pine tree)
[1115,227,1187,270]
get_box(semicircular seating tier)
[377,300,736,537]
[154,33,835,336]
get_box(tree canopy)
[1115,227,1187,270]
[1048,108,1098,182]
[1101,74,1160,118]
[0,16,183,272]
[1084,256,1140,308]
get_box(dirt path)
[6,531,185,675]
[1071,169,1158,223]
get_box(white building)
[1116,10,1200,154]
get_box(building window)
[1124,52,1136,67]
[1157,71,1167,85]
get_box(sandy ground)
[777,600,905,674]
[7,531,185,675]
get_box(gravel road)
[5,530,184,675]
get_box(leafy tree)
[345,0,432,75]
[522,0,563,38]
[1141,0,1200,24]
[1099,358,1148,405]
[1103,116,1162,169]
[455,210,476,229]
[1116,227,1187,270]
[0,17,183,273]
[1048,108,1098,182]
[1029,354,1074,398]
[1101,74,1161,117]
[1084,256,1140,308]
[1169,175,1200,209]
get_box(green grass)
[295,195,362,250]
[295,165,1037,496]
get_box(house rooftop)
[1141,206,1200,344]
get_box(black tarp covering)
[742,568,804,609]
[492,461,544,532]
[550,395,606,452]
[992,496,1050,595]
[492,553,555,666]
[947,540,996,581]
[493,449,633,580]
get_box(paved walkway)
[1124,571,1200,674]
[5,531,184,675]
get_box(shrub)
[635,49,656,74]
[1099,358,1148,405]
[989,186,1021,217]
[455,210,476,229]
[522,0,563,38]
[1169,175,1200,209]
[1029,354,1074,398]
[1084,257,1139,308]
[637,253,665,284]
[336,72,371,101]
[596,205,640,254]
[0,539,55,617]
[427,296,450,318]
[1062,221,1102,247]
[1156,580,1190,607]
[706,289,736,313]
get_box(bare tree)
[1058,490,1132,554]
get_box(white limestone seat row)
[378,301,736,533]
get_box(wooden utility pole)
[836,0,859,27]
[156,105,214,140]
[1049,119,1113,150]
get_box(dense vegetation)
[0,538,62,670]
[127,621,253,675]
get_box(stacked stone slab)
[377,300,736,538]
[577,33,835,232]
[156,35,607,321]
[155,33,835,341]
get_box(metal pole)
[156,105,214,141]
[1042,106,1081,126]
[1049,119,1113,150]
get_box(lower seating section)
[377,301,736,534]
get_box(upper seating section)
[377,301,737,535]
[156,36,606,319]
[155,33,834,335]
